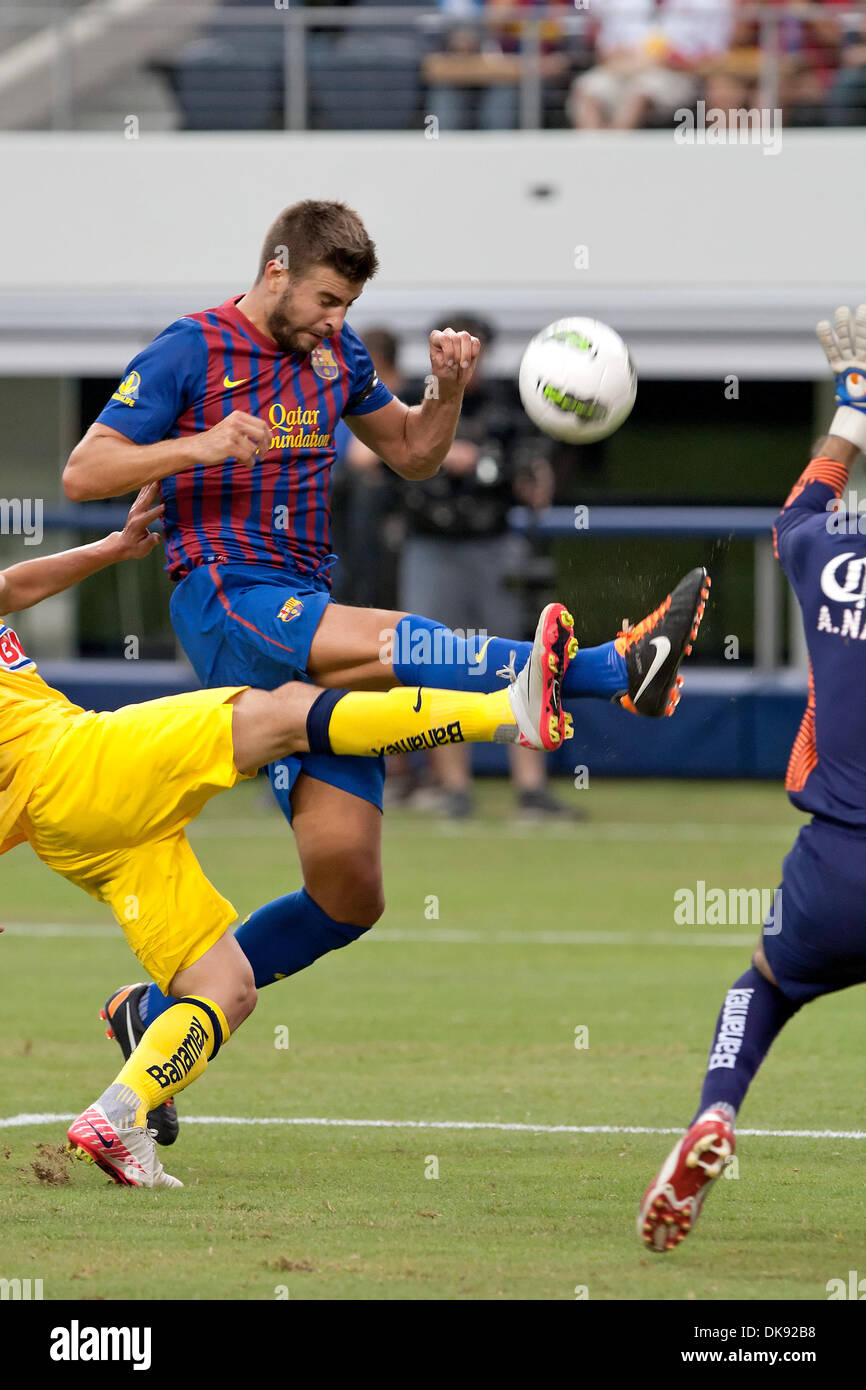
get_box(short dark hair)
[257,200,379,284]
[362,328,399,371]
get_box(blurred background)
[0,0,864,798]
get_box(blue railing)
[37,502,796,672]
[509,505,778,538]
[43,503,778,537]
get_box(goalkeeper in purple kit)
[640,305,866,1251]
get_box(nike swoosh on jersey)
[473,637,494,665]
[413,687,423,713]
[633,636,672,703]
[223,375,251,389]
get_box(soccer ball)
[518,317,637,444]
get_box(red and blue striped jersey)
[95,297,393,582]
[774,454,866,825]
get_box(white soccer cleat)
[638,1107,735,1251]
[67,1104,183,1188]
[507,602,578,751]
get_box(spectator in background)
[825,12,866,125]
[399,314,577,820]
[729,0,845,126]
[424,0,572,131]
[570,0,733,129]
[700,50,760,127]
[331,328,402,611]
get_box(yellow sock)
[324,686,517,757]
[110,996,229,1127]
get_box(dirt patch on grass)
[28,1143,72,1185]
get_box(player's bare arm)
[345,327,481,479]
[811,433,860,469]
[63,411,269,501]
[0,484,163,615]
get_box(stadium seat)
[308,36,422,131]
[171,34,283,131]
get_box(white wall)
[1,129,864,377]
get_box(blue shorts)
[762,817,866,1004]
[169,561,385,823]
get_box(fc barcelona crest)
[278,596,304,623]
[311,346,339,381]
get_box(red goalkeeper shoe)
[638,1107,735,1251]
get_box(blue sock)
[138,888,366,1025]
[391,614,626,699]
[565,638,628,698]
[233,887,365,986]
[695,967,801,1121]
[140,982,177,1027]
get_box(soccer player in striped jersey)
[65,199,709,1145]
[0,489,579,1186]
[639,305,866,1251]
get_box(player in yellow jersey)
[0,486,577,1187]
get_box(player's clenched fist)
[198,411,269,467]
[429,328,481,391]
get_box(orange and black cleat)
[616,567,711,718]
[100,985,179,1147]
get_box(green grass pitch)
[1,777,863,1301]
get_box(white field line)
[1,1113,865,1140]
[187,819,798,844]
[372,930,757,947]
[0,922,757,947]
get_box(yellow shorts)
[22,686,251,993]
